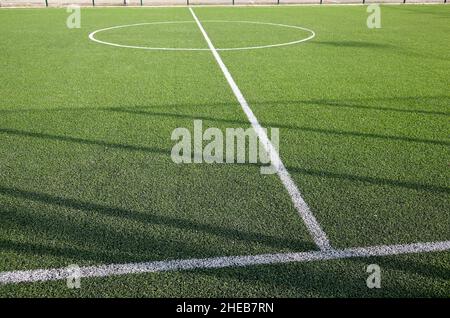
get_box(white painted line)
[1,241,449,285]
[88,20,315,52]
[189,7,330,250]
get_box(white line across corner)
[1,241,449,284]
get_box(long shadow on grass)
[375,255,450,281]
[221,256,447,297]
[270,97,450,117]
[3,113,447,148]
[0,96,448,117]
[0,186,316,253]
[4,101,443,151]
[0,128,170,156]
[178,255,447,297]
[0,206,220,264]
[285,166,450,195]
[0,124,447,195]
[109,108,450,147]
[0,127,236,163]
[312,40,449,62]
[0,239,136,265]
[108,108,449,195]
[313,41,394,49]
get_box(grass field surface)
[0,4,449,297]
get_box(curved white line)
[88,20,315,52]
[208,20,316,51]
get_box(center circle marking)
[88,20,315,51]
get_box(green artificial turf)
[1,251,449,297]
[194,5,450,247]
[0,5,449,297]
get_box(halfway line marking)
[189,7,330,250]
[1,241,449,285]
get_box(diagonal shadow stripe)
[0,186,315,252]
[0,128,170,155]
[287,166,450,195]
[0,96,448,117]
[110,108,450,147]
